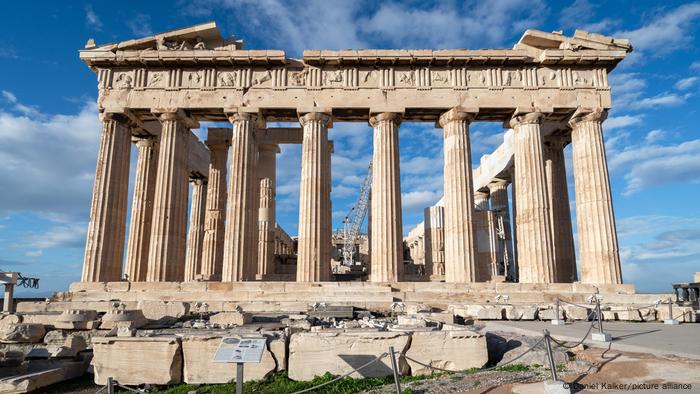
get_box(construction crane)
[340,162,372,266]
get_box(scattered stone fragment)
[0,323,46,344]
[92,336,182,385]
[209,311,253,326]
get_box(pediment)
[515,29,632,53]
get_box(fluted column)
[370,113,403,283]
[323,141,333,281]
[256,143,279,279]
[223,113,258,282]
[146,109,194,282]
[569,108,622,284]
[200,129,230,281]
[474,191,490,211]
[509,169,519,282]
[184,178,207,281]
[124,137,159,282]
[510,112,556,283]
[440,108,477,283]
[82,112,132,282]
[297,112,332,282]
[423,206,444,277]
[488,179,514,279]
[544,138,577,283]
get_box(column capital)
[189,177,207,186]
[99,111,130,124]
[487,178,510,191]
[508,111,544,129]
[151,108,199,129]
[258,143,281,154]
[227,111,259,124]
[438,107,477,128]
[299,112,332,128]
[568,107,608,127]
[133,136,157,148]
[369,112,402,127]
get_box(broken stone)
[54,309,100,330]
[100,309,147,330]
[397,315,428,327]
[406,330,488,375]
[209,311,253,326]
[49,335,88,359]
[116,324,136,337]
[538,307,564,321]
[0,350,24,367]
[0,314,22,326]
[181,333,283,384]
[0,359,89,393]
[504,305,538,321]
[0,323,46,343]
[92,336,182,385]
[405,303,432,315]
[288,331,410,381]
[562,305,591,321]
[137,300,189,327]
[613,309,642,321]
[477,306,504,320]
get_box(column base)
[550,319,565,326]
[591,332,612,342]
[664,319,680,325]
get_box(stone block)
[137,300,189,326]
[100,309,148,330]
[655,305,696,322]
[0,323,46,343]
[420,312,454,324]
[602,310,616,321]
[288,331,410,381]
[181,333,284,384]
[397,315,427,327]
[613,309,642,322]
[0,350,24,367]
[405,303,432,315]
[0,359,89,393]
[92,336,182,385]
[49,334,88,358]
[53,309,100,330]
[538,307,564,321]
[476,306,504,320]
[638,307,657,322]
[209,311,253,327]
[562,305,591,321]
[504,305,538,320]
[406,330,488,375]
[18,313,62,327]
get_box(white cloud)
[24,250,43,257]
[617,215,699,238]
[127,14,153,37]
[605,115,643,130]
[85,5,103,31]
[691,61,700,70]
[615,3,700,55]
[628,92,689,109]
[558,0,620,33]
[1,90,17,103]
[675,76,698,90]
[401,190,442,215]
[16,222,87,250]
[644,129,666,143]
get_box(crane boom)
[341,162,372,266]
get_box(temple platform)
[15,281,669,314]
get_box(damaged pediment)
[515,29,632,53]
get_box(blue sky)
[1,0,699,296]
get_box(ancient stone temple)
[78,22,630,294]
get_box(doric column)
[297,112,332,282]
[569,108,622,284]
[544,138,577,283]
[256,143,279,279]
[200,129,230,281]
[474,191,490,211]
[184,178,207,281]
[423,206,444,277]
[440,108,477,283]
[146,109,195,282]
[488,179,514,279]
[82,112,132,282]
[509,168,519,282]
[222,112,258,282]
[124,137,158,282]
[370,112,403,283]
[510,112,556,283]
[323,141,333,281]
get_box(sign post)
[213,336,267,394]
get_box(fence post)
[591,296,611,342]
[542,330,571,393]
[389,346,402,394]
[552,298,565,325]
[664,297,680,325]
[107,377,114,394]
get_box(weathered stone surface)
[49,335,88,359]
[0,359,89,393]
[137,300,189,326]
[181,333,284,384]
[17,313,62,327]
[54,309,100,330]
[613,309,642,321]
[209,311,253,326]
[0,315,22,326]
[486,332,569,367]
[405,303,432,315]
[477,306,504,320]
[0,350,24,367]
[100,309,148,330]
[656,306,697,322]
[562,305,591,321]
[504,305,538,321]
[0,324,46,343]
[397,315,428,327]
[538,307,564,321]
[92,336,182,385]
[288,331,410,381]
[406,330,488,375]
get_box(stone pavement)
[484,320,700,361]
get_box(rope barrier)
[556,298,591,309]
[549,321,596,349]
[291,352,389,394]
[404,336,546,375]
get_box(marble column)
[184,178,207,281]
[488,179,514,279]
[544,138,577,283]
[323,141,333,281]
[297,112,332,282]
[200,129,230,281]
[256,143,279,279]
[423,206,444,277]
[124,137,158,282]
[146,109,194,282]
[440,108,477,283]
[474,191,490,211]
[509,169,519,282]
[569,108,622,284]
[222,113,258,282]
[370,113,403,283]
[510,112,556,283]
[82,112,132,282]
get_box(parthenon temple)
[78,21,631,291]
